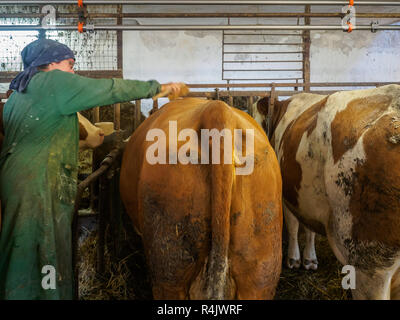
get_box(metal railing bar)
[224,51,304,54]
[224,68,303,71]
[224,43,304,45]
[224,60,303,63]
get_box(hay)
[78,149,93,175]
[77,225,352,300]
[274,229,352,300]
[77,217,153,300]
[77,230,136,300]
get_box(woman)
[0,38,181,300]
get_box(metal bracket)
[371,21,379,33]
[341,3,356,32]
[85,24,95,32]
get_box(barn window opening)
[0,4,120,88]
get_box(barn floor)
[77,219,352,300]
[275,228,351,300]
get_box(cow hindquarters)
[228,146,283,299]
[137,164,211,300]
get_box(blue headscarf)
[10,39,75,93]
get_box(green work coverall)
[0,70,160,299]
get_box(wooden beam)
[134,100,142,130]
[93,107,100,123]
[187,81,400,88]
[114,103,121,131]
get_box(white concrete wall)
[120,5,400,114]
[310,27,400,86]
[123,30,224,114]
[124,30,222,83]
[2,5,400,112]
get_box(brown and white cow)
[253,84,400,299]
[120,97,283,299]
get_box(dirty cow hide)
[253,84,400,300]
[120,97,283,300]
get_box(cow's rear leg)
[302,228,318,270]
[351,269,391,300]
[284,203,301,269]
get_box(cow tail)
[205,139,235,300]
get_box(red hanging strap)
[347,22,353,33]
[78,0,83,7]
[347,0,354,32]
[78,22,84,33]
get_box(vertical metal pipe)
[222,28,226,82]
[107,169,116,261]
[72,189,84,300]
[117,4,123,72]
[97,174,107,274]
[303,5,311,92]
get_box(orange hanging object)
[78,22,84,33]
[347,22,353,33]
[78,0,83,7]
[349,0,354,6]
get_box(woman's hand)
[160,82,185,96]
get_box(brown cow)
[120,97,283,299]
[253,84,400,299]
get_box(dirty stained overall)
[0,69,160,299]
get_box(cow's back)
[120,97,282,299]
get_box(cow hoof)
[287,258,301,269]
[303,259,318,271]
